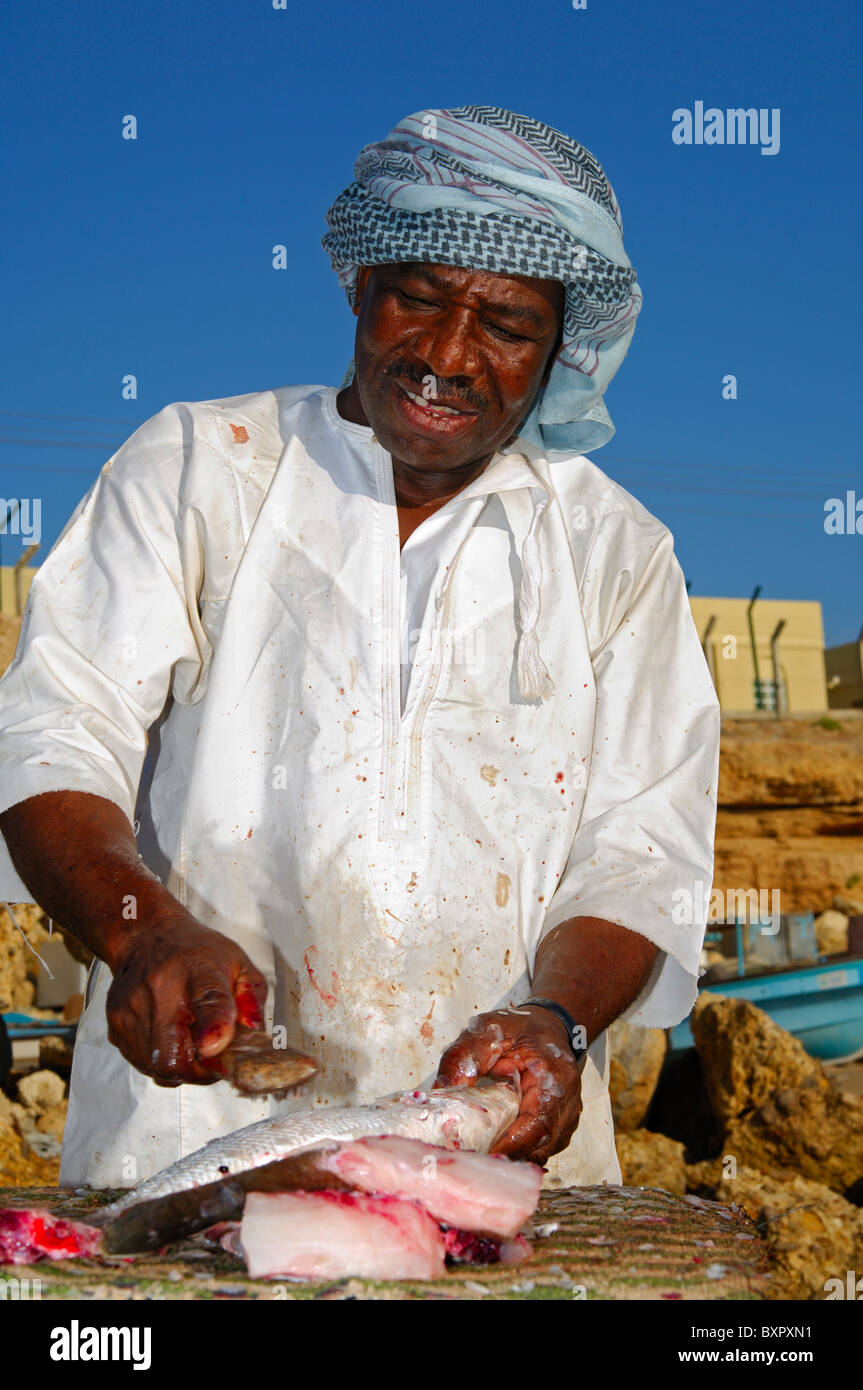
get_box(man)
[0,106,720,1189]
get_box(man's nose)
[413,310,483,380]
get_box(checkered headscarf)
[323,105,642,455]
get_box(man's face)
[347,262,564,472]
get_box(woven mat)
[0,1183,772,1301]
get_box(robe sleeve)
[0,403,207,901]
[540,510,721,1028]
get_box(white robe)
[0,384,720,1189]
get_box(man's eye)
[486,322,529,342]
[398,290,437,308]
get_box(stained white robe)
[0,385,720,1188]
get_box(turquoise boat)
[668,914,863,1063]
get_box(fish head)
[385,1079,520,1152]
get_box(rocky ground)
[610,1002,863,1300]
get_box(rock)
[0,1115,23,1170]
[724,1086,863,1195]
[19,1129,62,1160]
[607,1018,668,1131]
[714,720,863,915]
[0,1110,61,1186]
[614,1129,687,1194]
[693,995,863,1194]
[713,1166,863,1300]
[17,1068,66,1117]
[35,1100,68,1139]
[12,977,35,1009]
[713,840,863,916]
[684,1157,724,1195]
[0,902,53,1013]
[815,910,849,955]
[833,894,863,916]
[718,723,863,807]
[0,1091,28,1133]
[691,995,825,1127]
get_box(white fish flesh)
[317,1135,542,1238]
[239,1191,448,1281]
[98,1080,521,1253]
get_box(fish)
[96,1079,522,1254]
[203,1026,319,1099]
[238,1191,449,1281]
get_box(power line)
[602,453,838,485]
[0,425,854,506]
[611,475,827,502]
[0,413,843,483]
[0,410,146,426]
[0,435,120,450]
[639,501,828,521]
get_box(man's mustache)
[384,360,489,411]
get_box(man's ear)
[353,265,373,317]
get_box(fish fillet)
[239,1191,447,1281]
[317,1136,542,1238]
[99,1079,520,1253]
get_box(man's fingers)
[433,1008,584,1165]
[147,982,221,1084]
[187,971,239,1059]
[104,919,271,1087]
[435,1022,510,1086]
[434,1049,479,1087]
[191,962,268,1068]
[108,986,206,1085]
[435,1046,493,1087]
[491,1110,555,1163]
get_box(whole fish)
[96,1079,520,1254]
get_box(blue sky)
[1,0,860,645]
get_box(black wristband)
[522,997,588,1070]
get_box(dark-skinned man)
[0,107,719,1188]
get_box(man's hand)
[106,912,267,1087]
[0,792,269,1087]
[434,1005,583,1166]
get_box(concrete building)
[689,596,829,714]
[825,631,863,709]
